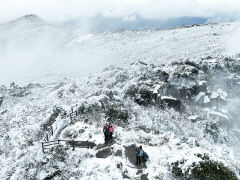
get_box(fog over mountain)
[0,14,240,86]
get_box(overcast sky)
[0,0,240,24]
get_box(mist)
[0,13,240,86]
[0,0,240,86]
[225,23,240,56]
[0,18,111,85]
[1,0,240,24]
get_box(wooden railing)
[41,103,88,153]
[41,139,96,153]
[69,104,79,120]
[42,140,60,153]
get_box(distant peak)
[7,14,46,26]
[16,14,43,22]
[22,14,41,20]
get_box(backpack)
[103,126,107,132]
[143,151,148,160]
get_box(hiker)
[109,123,114,139]
[103,124,110,142]
[136,146,144,165]
[142,151,149,162]
[136,146,148,165]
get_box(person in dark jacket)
[136,146,148,165]
[143,151,149,162]
[136,146,144,165]
[136,147,141,165]
[103,124,110,142]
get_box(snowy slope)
[1,53,240,179]
[0,16,240,85]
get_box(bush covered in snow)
[171,154,238,180]
[104,104,129,123]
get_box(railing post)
[42,142,45,154]
[51,125,53,136]
[71,140,75,151]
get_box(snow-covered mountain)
[0,15,240,85]
[2,14,46,28]
[0,15,240,179]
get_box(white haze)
[1,19,240,86]
[1,1,240,86]
[0,24,108,85]
[1,0,240,23]
[225,24,240,55]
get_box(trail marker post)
[70,104,78,120]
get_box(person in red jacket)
[109,123,114,139]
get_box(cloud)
[225,24,240,56]
[0,0,240,23]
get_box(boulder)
[141,174,149,180]
[124,144,137,165]
[0,96,3,106]
[122,169,130,179]
[117,162,122,169]
[124,144,146,168]
[96,147,112,159]
[63,129,78,139]
[136,170,143,175]
[115,150,122,157]
[0,110,7,115]
[68,141,96,149]
[161,96,181,112]
[135,88,153,106]
[26,83,41,89]
[122,173,131,179]
[10,87,30,97]
[96,138,116,150]
[188,115,200,122]
[165,85,179,98]
[43,170,61,180]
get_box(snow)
[195,92,205,102]
[1,20,240,85]
[52,117,70,140]
[208,110,229,120]
[188,115,198,120]
[0,77,239,179]
[204,96,210,104]
[198,81,207,86]
[161,96,177,100]
[153,84,161,94]
[210,92,219,99]
[1,19,240,179]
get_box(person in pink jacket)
[109,123,114,139]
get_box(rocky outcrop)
[114,150,122,157]
[124,144,137,165]
[42,107,66,130]
[68,141,96,149]
[0,95,3,106]
[96,147,112,158]
[161,96,181,112]
[124,144,147,168]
